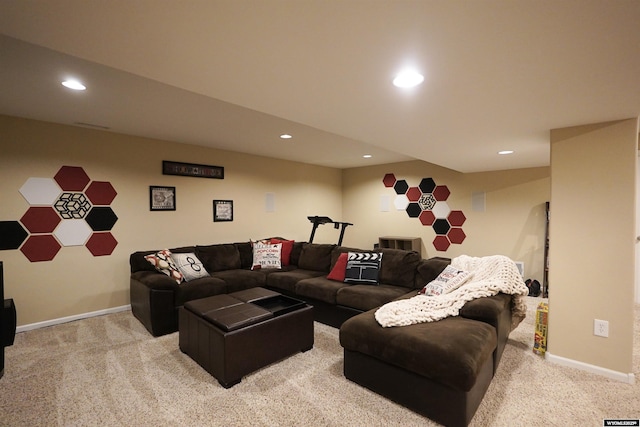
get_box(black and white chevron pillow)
[344,252,383,285]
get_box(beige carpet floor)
[0,297,638,426]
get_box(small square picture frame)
[213,200,233,222]
[150,186,176,211]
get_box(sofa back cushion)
[196,244,241,272]
[414,257,451,290]
[298,243,336,272]
[377,248,421,288]
[234,242,254,269]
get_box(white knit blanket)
[374,255,529,329]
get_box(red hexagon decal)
[433,235,450,252]
[448,210,466,227]
[85,181,117,205]
[433,185,450,201]
[406,187,422,202]
[20,207,61,233]
[419,210,436,226]
[382,173,396,188]
[54,166,90,191]
[20,234,61,262]
[86,232,118,256]
[447,228,466,244]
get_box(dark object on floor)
[1,261,18,379]
[307,216,353,245]
[525,279,541,297]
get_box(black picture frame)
[163,160,224,179]
[150,186,176,211]
[213,200,233,222]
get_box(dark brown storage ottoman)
[179,287,314,388]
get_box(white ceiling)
[1,0,639,172]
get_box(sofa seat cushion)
[294,277,351,304]
[336,284,412,312]
[174,276,228,306]
[211,269,267,292]
[266,269,325,293]
[340,310,497,392]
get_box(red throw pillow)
[270,238,294,266]
[327,252,348,282]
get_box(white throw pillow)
[420,265,472,296]
[172,253,209,282]
[251,243,282,270]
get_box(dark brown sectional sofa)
[129,241,520,426]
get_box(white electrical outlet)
[594,319,609,337]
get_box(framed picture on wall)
[213,200,233,222]
[150,186,176,211]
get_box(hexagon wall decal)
[54,166,90,191]
[406,187,422,202]
[54,219,93,246]
[55,192,92,219]
[20,235,61,262]
[433,185,450,201]
[419,210,436,226]
[86,232,118,256]
[394,194,409,211]
[432,218,451,235]
[382,173,397,188]
[383,174,467,252]
[448,210,466,227]
[393,179,409,195]
[419,178,436,194]
[19,177,61,205]
[85,207,118,231]
[3,166,118,261]
[418,193,436,211]
[0,221,28,250]
[85,181,117,205]
[433,235,451,251]
[432,201,451,219]
[448,228,466,244]
[20,207,61,233]
[406,203,422,218]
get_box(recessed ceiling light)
[393,70,424,88]
[363,154,372,158]
[280,134,292,139]
[498,150,514,155]
[61,79,86,90]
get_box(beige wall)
[0,115,343,326]
[342,161,550,280]
[549,119,637,375]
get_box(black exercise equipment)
[307,216,353,245]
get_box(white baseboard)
[546,352,636,384]
[16,305,131,333]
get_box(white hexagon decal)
[54,219,92,246]
[432,201,451,219]
[394,194,409,210]
[19,178,62,205]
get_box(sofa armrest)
[130,271,180,291]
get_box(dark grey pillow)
[344,252,382,285]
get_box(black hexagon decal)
[0,221,29,250]
[405,203,422,218]
[432,218,451,235]
[85,207,118,231]
[394,179,409,195]
[419,178,436,193]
